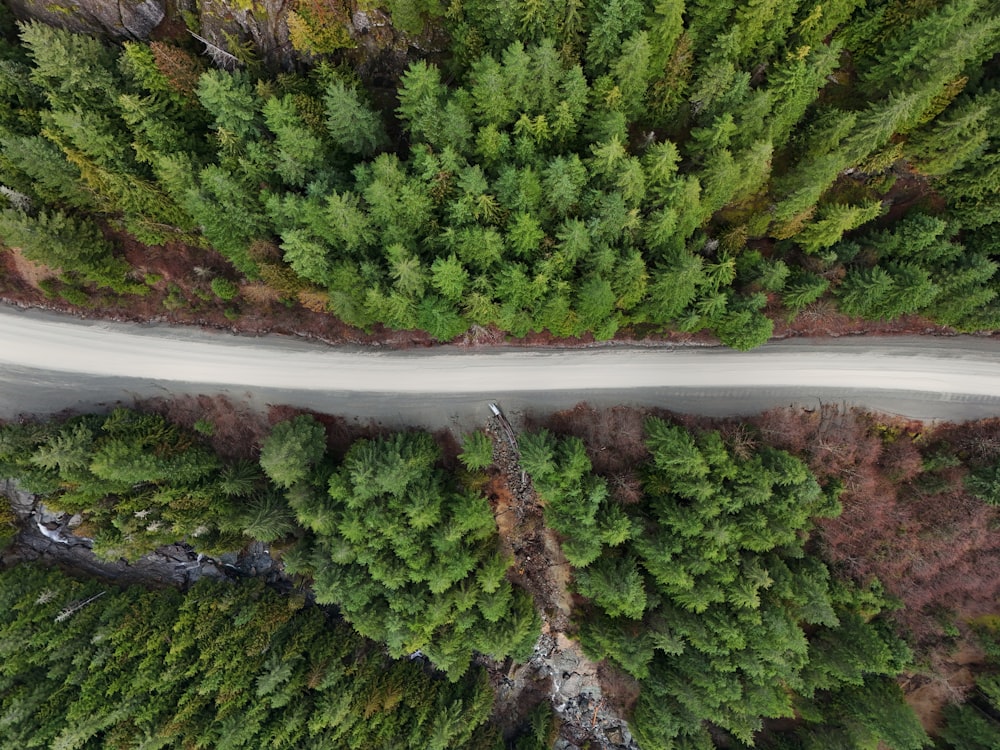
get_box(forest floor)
[4,390,998,742]
[0,237,955,352]
[482,412,640,749]
[531,402,1000,737]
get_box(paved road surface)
[2,305,1000,426]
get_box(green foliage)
[282,431,540,679]
[210,276,239,300]
[0,409,298,558]
[573,555,646,618]
[782,271,830,313]
[286,2,354,56]
[762,675,930,750]
[539,417,921,748]
[18,21,119,112]
[259,414,327,489]
[323,77,387,156]
[460,430,495,471]
[939,624,1000,750]
[0,208,132,291]
[2,2,1000,345]
[0,409,266,559]
[511,701,558,750]
[833,213,1000,328]
[522,430,609,567]
[0,500,16,549]
[0,564,498,749]
[794,200,884,254]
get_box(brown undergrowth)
[536,402,1000,735]
[0,231,969,353]
[482,413,638,748]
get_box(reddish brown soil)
[903,639,984,734]
[139,393,271,460]
[535,402,1000,734]
[7,248,59,289]
[771,299,954,339]
[0,238,435,348]
[485,422,574,632]
[0,224,964,353]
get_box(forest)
[2,403,999,748]
[2,0,1000,745]
[0,0,997,346]
[0,564,503,749]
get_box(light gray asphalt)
[2,305,1000,427]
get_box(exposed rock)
[6,0,164,40]
[193,0,294,72]
[121,0,164,38]
[560,673,585,700]
[1,479,289,591]
[0,479,34,517]
[351,10,373,33]
[37,504,65,527]
[486,412,639,750]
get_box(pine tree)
[18,21,120,112]
[573,555,648,619]
[582,0,645,75]
[323,78,387,156]
[459,430,494,471]
[259,415,327,489]
[766,42,842,149]
[794,200,883,254]
[262,93,331,188]
[196,69,264,145]
[0,208,131,290]
[906,92,997,176]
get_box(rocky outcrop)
[529,633,639,750]
[0,478,282,589]
[186,0,293,71]
[6,0,164,40]
[485,415,640,750]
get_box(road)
[2,305,1000,426]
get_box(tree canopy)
[524,417,927,749]
[0,2,997,345]
[0,564,501,749]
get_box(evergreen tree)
[794,200,883,254]
[0,564,501,749]
[939,623,1000,750]
[0,208,134,291]
[460,430,494,471]
[553,417,902,747]
[282,431,539,679]
[259,414,327,489]
[323,77,387,156]
[18,21,120,112]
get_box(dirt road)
[2,305,1000,425]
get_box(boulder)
[7,0,165,41]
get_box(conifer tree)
[280,431,539,679]
[0,564,502,749]
[794,200,883,254]
[259,414,327,489]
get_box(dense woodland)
[0,564,504,749]
[0,0,998,345]
[3,405,1000,748]
[524,419,926,748]
[0,410,541,682]
[1,0,1000,744]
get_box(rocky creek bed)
[3,440,640,750]
[0,478,282,588]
